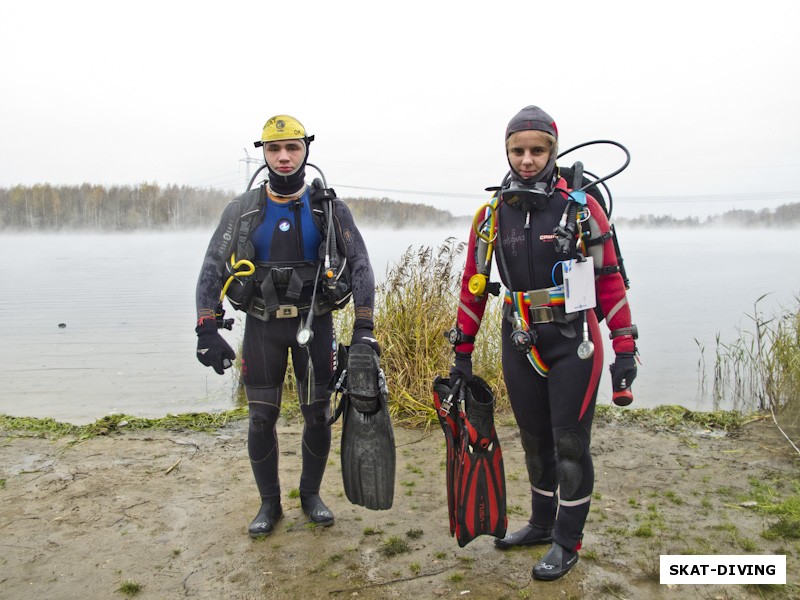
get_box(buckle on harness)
[529,306,554,323]
[246,298,301,321]
[275,305,298,319]
[528,288,552,306]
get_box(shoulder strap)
[309,181,341,269]
[236,185,266,261]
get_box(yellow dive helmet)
[254,114,314,147]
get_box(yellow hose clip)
[472,201,498,244]
[219,254,256,302]
[468,273,488,296]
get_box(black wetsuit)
[196,183,375,502]
[454,177,635,551]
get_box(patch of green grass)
[363,526,383,536]
[594,404,744,432]
[405,464,422,475]
[406,528,424,540]
[0,478,5,490]
[288,489,300,499]
[379,536,411,557]
[448,572,464,582]
[663,490,684,505]
[763,517,800,540]
[117,580,142,596]
[434,551,447,559]
[632,524,654,537]
[409,562,421,574]
[0,409,249,440]
[747,479,800,540]
[736,536,759,552]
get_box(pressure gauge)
[577,340,594,360]
[297,328,313,348]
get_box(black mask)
[500,175,556,211]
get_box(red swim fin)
[453,376,507,548]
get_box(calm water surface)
[1,227,798,424]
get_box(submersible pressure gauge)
[297,327,313,348]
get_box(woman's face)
[263,139,306,175]
[506,130,552,180]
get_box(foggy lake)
[1,226,798,424]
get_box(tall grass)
[335,237,505,428]
[707,294,800,444]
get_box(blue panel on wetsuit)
[250,189,322,262]
[570,190,587,206]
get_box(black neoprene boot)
[248,497,283,539]
[494,523,552,549]
[301,493,334,526]
[532,542,579,581]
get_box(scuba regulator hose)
[468,201,499,297]
[219,255,256,303]
[557,139,631,219]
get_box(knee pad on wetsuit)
[520,429,545,486]
[247,386,281,433]
[300,399,331,427]
[556,430,584,498]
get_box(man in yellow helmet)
[194,114,380,537]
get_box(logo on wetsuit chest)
[278,219,291,232]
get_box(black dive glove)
[196,320,236,375]
[449,351,473,385]
[610,352,637,393]
[351,319,380,356]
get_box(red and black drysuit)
[453,177,636,551]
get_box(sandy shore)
[0,413,797,600]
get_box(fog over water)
[0,226,798,424]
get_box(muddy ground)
[1,412,798,600]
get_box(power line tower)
[240,148,265,190]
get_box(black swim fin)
[338,343,396,510]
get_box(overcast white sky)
[1,1,798,217]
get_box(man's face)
[263,139,306,175]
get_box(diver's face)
[263,139,306,175]
[506,130,551,180]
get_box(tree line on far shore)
[0,182,798,231]
[0,183,465,231]
[616,202,800,228]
